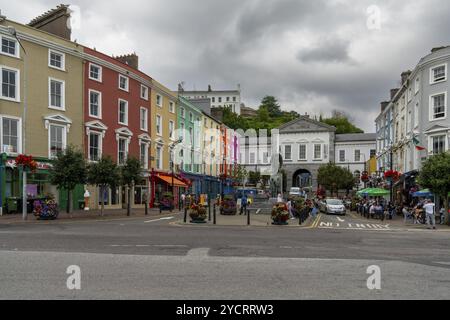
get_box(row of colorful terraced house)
[0,5,240,212]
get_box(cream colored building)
[0,17,84,209]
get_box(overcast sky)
[3,0,450,132]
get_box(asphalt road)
[1,212,449,299]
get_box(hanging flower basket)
[15,154,37,172]
[271,202,289,225]
[384,170,400,182]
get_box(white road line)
[336,217,345,222]
[185,248,210,258]
[144,217,174,223]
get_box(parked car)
[289,187,301,197]
[320,199,346,215]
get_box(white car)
[320,199,346,216]
[289,187,301,197]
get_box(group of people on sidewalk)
[356,198,395,221]
[356,196,446,230]
[401,199,446,229]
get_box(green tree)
[48,145,87,214]
[248,171,261,185]
[318,163,354,197]
[260,96,282,117]
[234,164,248,186]
[121,157,143,216]
[322,110,364,134]
[418,152,450,225]
[87,156,120,216]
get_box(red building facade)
[83,47,152,209]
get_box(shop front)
[150,170,189,208]
[0,157,61,214]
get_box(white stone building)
[180,84,242,115]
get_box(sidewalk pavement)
[0,207,182,224]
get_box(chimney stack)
[208,85,212,92]
[115,53,139,70]
[380,101,389,112]
[390,88,399,100]
[28,4,72,40]
[401,70,412,85]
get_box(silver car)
[320,199,346,215]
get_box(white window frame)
[0,115,22,155]
[140,85,148,100]
[117,137,129,165]
[155,144,163,170]
[430,63,447,84]
[339,150,346,162]
[156,94,162,107]
[48,49,65,71]
[118,74,129,92]
[140,107,148,132]
[414,102,419,128]
[48,77,65,110]
[354,149,361,162]
[414,77,420,94]
[429,92,447,121]
[88,131,102,162]
[88,89,102,119]
[88,63,102,82]
[169,101,175,113]
[169,120,175,140]
[0,65,20,102]
[1,35,19,58]
[139,141,149,169]
[284,145,292,160]
[156,114,162,136]
[48,123,67,159]
[313,144,323,160]
[118,99,129,125]
[298,144,307,161]
[428,134,448,155]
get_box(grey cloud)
[297,38,353,63]
[3,0,450,132]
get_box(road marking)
[144,217,174,223]
[337,217,345,223]
[185,248,210,258]
[110,244,188,248]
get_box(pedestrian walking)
[277,193,283,203]
[240,195,248,215]
[423,199,436,230]
[286,200,294,219]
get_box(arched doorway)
[293,169,312,188]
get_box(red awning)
[156,175,188,187]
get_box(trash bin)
[78,200,85,210]
[6,197,19,214]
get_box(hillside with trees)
[219,96,364,134]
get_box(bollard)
[247,208,250,226]
[184,207,187,223]
[208,198,211,221]
[299,210,302,225]
[213,204,216,225]
[145,201,148,216]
